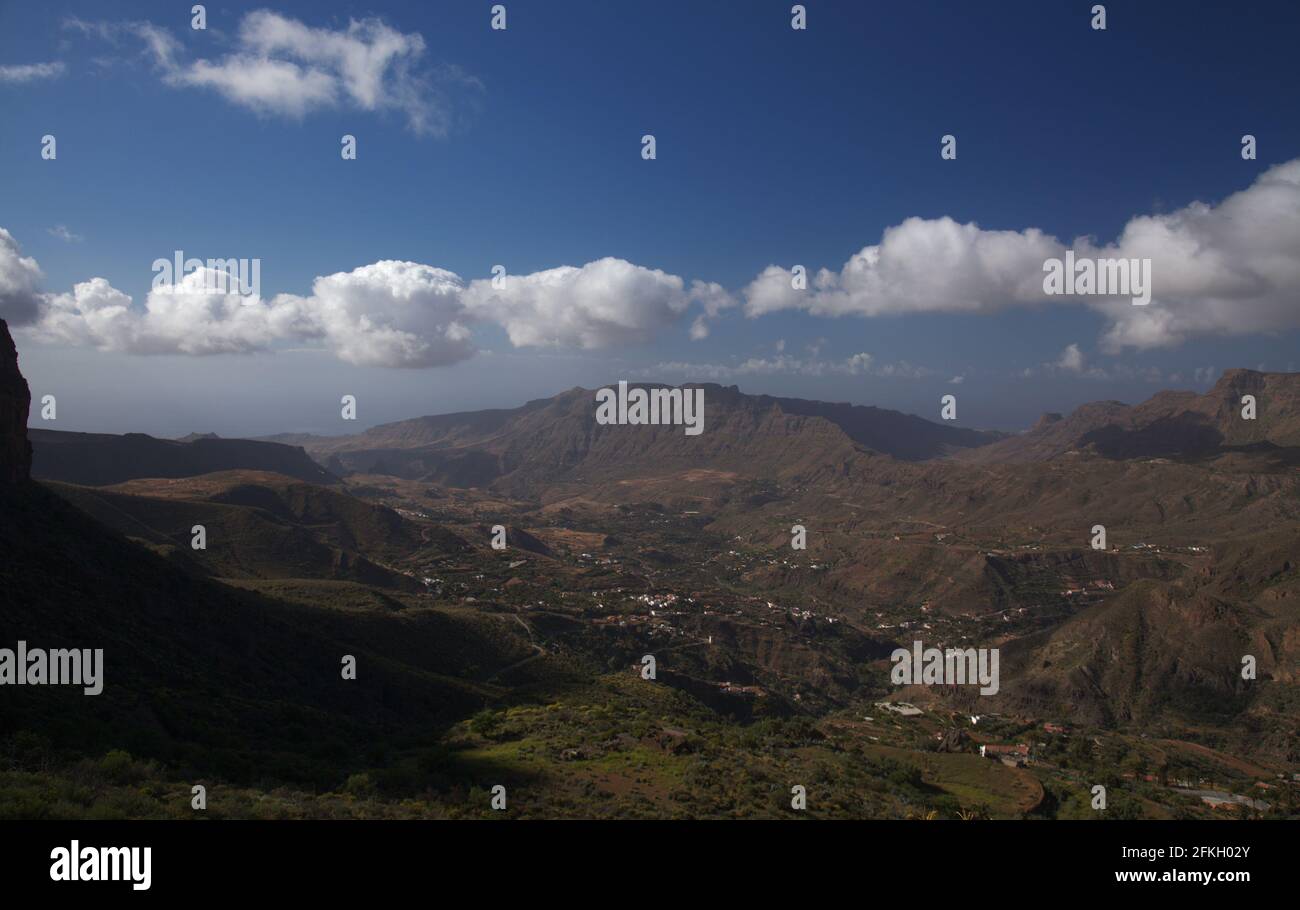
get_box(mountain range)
[4,316,1297,818]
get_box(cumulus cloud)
[1087,159,1300,350]
[274,261,474,368]
[461,257,713,349]
[7,231,715,368]
[0,229,44,326]
[34,269,308,356]
[743,217,1060,319]
[0,61,67,83]
[66,11,480,136]
[1055,343,1086,373]
[26,261,473,367]
[743,159,1300,351]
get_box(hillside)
[957,370,1300,464]
[268,383,1003,490]
[4,315,1296,818]
[995,529,1300,761]
[42,471,472,588]
[29,428,337,486]
[0,320,533,790]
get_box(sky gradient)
[2,0,1298,437]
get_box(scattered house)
[1178,790,1271,812]
[1043,723,1068,735]
[718,681,766,697]
[875,701,923,717]
[979,743,1029,762]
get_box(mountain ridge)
[957,369,1300,464]
[29,427,338,486]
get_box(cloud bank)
[1,234,710,368]
[742,159,1300,351]
[643,353,933,381]
[6,161,1299,368]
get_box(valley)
[3,321,1297,819]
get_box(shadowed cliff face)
[0,318,32,483]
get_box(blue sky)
[2,0,1298,436]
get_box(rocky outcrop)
[0,318,32,483]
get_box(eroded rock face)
[0,318,32,483]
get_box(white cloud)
[461,257,706,349]
[1088,159,1300,350]
[1020,344,1170,383]
[642,352,931,381]
[35,270,301,356]
[47,225,83,243]
[67,12,480,136]
[1019,342,1104,379]
[30,262,472,367]
[12,161,1298,367]
[182,54,338,118]
[8,233,715,368]
[35,277,143,351]
[743,217,1060,319]
[1056,343,1086,373]
[682,280,738,340]
[0,61,67,83]
[743,159,1300,351]
[275,261,474,368]
[0,229,44,326]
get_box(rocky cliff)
[0,318,32,483]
